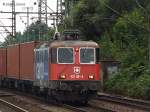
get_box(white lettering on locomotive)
[70,74,84,79]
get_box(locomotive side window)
[57,48,74,64]
[80,48,95,64]
[96,48,100,63]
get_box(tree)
[22,21,50,42]
[3,21,55,46]
[111,9,148,67]
[63,0,140,41]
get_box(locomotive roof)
[49,40,99,48]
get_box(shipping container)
[7,44,20,79]
[0,48,7,77]
[20,41,38,80]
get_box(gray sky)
[0,0,56,42]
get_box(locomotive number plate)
[70,74,84,79]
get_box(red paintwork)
[20,41,38,80]
[50,64,100,81]
[0,48,7,76]
[49,47,100,81]
[7,44,20,79]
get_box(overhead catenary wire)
[0,20,12,35]
[101,0,147,31]
[0,33,6,39]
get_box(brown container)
[7,44,20,79]
[20,41,38,80]
[0,48,7,77]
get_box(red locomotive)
[0,31,101,104]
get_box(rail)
[97,93,150,111]
[0,89,111,112]
[62,103,111,112]
[0,92,15,97]
[0,98,29,112]
[62,104,88,112]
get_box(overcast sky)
[0,0,56,42]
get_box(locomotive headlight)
[88,74,95,79]
[75,48,79,52]
[59,74,66,79]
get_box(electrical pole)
[22,7,33,41]
[0,20,12,36]
[27,7,29,29]
[56,0,64,25]
[38,0,47,24]
[1,0,25,39]
[26,7,29,41]
[0,0,64,41]
[64,0,75,17]
[12,0,16,37]
[37,0,48,41]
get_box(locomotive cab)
[50,41,100,81]
[49,41,101,103]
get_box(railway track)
[62,103,112,112]
[0,98,29,112]
[0,92,15,97]
[0,89,112,112]
[62,104,89,112]
[97,93,150,111]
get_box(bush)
[105,72,131,95]
[105,66,150,100]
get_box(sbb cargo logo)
[71,67,83,79]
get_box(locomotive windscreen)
[80,48,95,64]
[57,48,74,64]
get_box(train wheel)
[81,100,88,105]
[72,100,88,106]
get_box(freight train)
[0,32,101,104]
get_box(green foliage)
[63,0,143,41]
[100,34,114,59]
[105,67,150,100]
[65,0,103,41]
[108,9,148,67]
[107,0,136,14]
[113,9,148,47]
[3,21,54,45]
[97,2,150,100]
[20,21,52,42]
